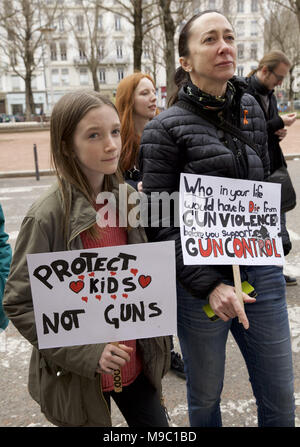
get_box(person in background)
[115,72,186,379]
[245,50,297,286]
[3,90,170,427]
[0,204,12,332]
[139,10,295,427]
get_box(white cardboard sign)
[179,173,284,266]
[27,241,177,349]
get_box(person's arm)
[0,205,12,330]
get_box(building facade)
[0,0,265,117]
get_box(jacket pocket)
[40,359,88,426]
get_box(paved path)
[0,119,300,174]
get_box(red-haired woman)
[116,73,185,379]
[115,72,157,191]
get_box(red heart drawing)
[88,272,95,277]
[111,294,117,299]
[82,296,88,303]
[78,275,85,280]
[95,295,102,301]
[130,268,138,276]
[69,280,84,293]
[138,275,152,288]
[110,271,117,276]
[122,293,128,298]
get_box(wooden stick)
[111,342,122,393]
[232,265,244,323]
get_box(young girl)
[3,91,170,427]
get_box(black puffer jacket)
[139,79,270,300]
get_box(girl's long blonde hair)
[115,72,156,172]
[50,90,123,239]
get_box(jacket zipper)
[98,373,113,426]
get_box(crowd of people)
[0,10,297,428]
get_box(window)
[117,67,124,81]
[58,16,64,32]
[50,42,57,61]
[237,66,244,77]
[237,0,244,13]
[61,68,69,85]
[237,43,244,60]
[51,69,59,85]
[208,0,216,8]
[76,15,84,32]
[115,15,121,31]
[31,76,37,90]
[97,44,105,60]
[143,41,150,59]
[12,104,23,115]
[11,75,20,91]
[251,20,258,36]
[251,0,258,12]
[79,68,89,85]
[236,21,244,37]
[10,50,17,66]
[116,41,123,59]
[99,69,106,84]
[60,42,67,60]
[97,15,103,31]
[250,43,258,60]
[78,40,86,60]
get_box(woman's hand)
[209,283,256,330]
[96,343,133,374]
[137,181,143,192]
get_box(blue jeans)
[177,266,295,427]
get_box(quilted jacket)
[139,78,270,299]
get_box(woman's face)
[180,13,236,93]
[133,77,157,121]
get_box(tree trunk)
[159,0,176,104]
[133,0,143,71]
[91,62,100,92]
[25,73,34,121]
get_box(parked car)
[293,100,300,110]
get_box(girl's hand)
[209,283,256,330]
[96,343,133,374]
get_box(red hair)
[115,72,156,172]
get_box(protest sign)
[27,241,177,349]
[179,173,284,266]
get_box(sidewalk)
[0,119,299,177]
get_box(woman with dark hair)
[139,11,295,426]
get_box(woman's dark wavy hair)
[169,9,228,106]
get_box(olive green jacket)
[3,178,170,426]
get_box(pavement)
[0,125,300,430]
[0,118,300,177]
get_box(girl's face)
[180,13,236,92]
[133,77,157,121]
[72,105,121,191]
